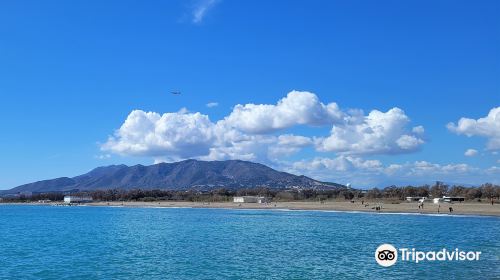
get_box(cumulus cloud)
[292,156,382,173]
[206,102,218,108]
[101,111,311,164]
[192,0,220,23]
[222,91,344,134]
[447,107,500,150]
[103,91,425,162]
[99,91,500,186]
[205,135,276,162]
[316,108,424,155]
[102,110,216,160]
[276,134,313,147]
[464,149,478,157]
[268,135,313,158]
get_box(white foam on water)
[82,204,499,218]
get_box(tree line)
[2,182,499,203]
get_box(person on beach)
[449,207,453,213]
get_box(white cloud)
[277,134,313,147]
[222,91,344,134]
[316,108,424,155]
[412,125,425,134]
[102,91,431,185]
[464,149,478,157]
[192,0,219,24]
[447,107,500,150]
[94,154,111,160]
[408,161,474,175]
[102,110,216,160]
[206,102,219,108]
[268,135,313,158]
[292,156,382,173]
[488,166,500,173]
[101,110,311,164]
[287,157,497,187]
[103,91,425,162]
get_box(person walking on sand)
[449,206,453,213]
[438,204,440,213]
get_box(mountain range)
[3,159,344,194]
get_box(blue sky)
[0,0,499,189]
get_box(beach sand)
[84,200,500,217]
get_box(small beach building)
[233,196,270,203]
[433,196,465,204]
[433,198,444,204]
[64,195,93,204]
[406,197,427,202]
[442,196,465,203]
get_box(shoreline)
[3,201,499,217]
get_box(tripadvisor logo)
[375,244,398,267]
[375,244,482,267]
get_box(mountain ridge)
[4,159,344,194]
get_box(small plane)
[171,91,181,95]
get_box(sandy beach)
[80,200,500,217]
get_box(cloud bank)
[101,91,498,186]
[103,91,424,161]
[288,156,499,186]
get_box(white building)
[64,196,93,204]
[433,196,465,204]
[406,196,426,202]
[442,196,465,203]
[433,198,444,204]
[233,196,270,203]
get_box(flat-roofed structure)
[406,197,427,202]
[433,196,465,204]
[233,196,270,203]
[63,196,93,204]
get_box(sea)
[0,205,498,279]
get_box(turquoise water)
[0,205,499,279]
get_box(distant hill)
[4,159,344,194]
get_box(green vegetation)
[2,182,499,203]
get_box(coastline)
[5,200,495,217]
[3,201,499,217]
[92,201,500,217]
